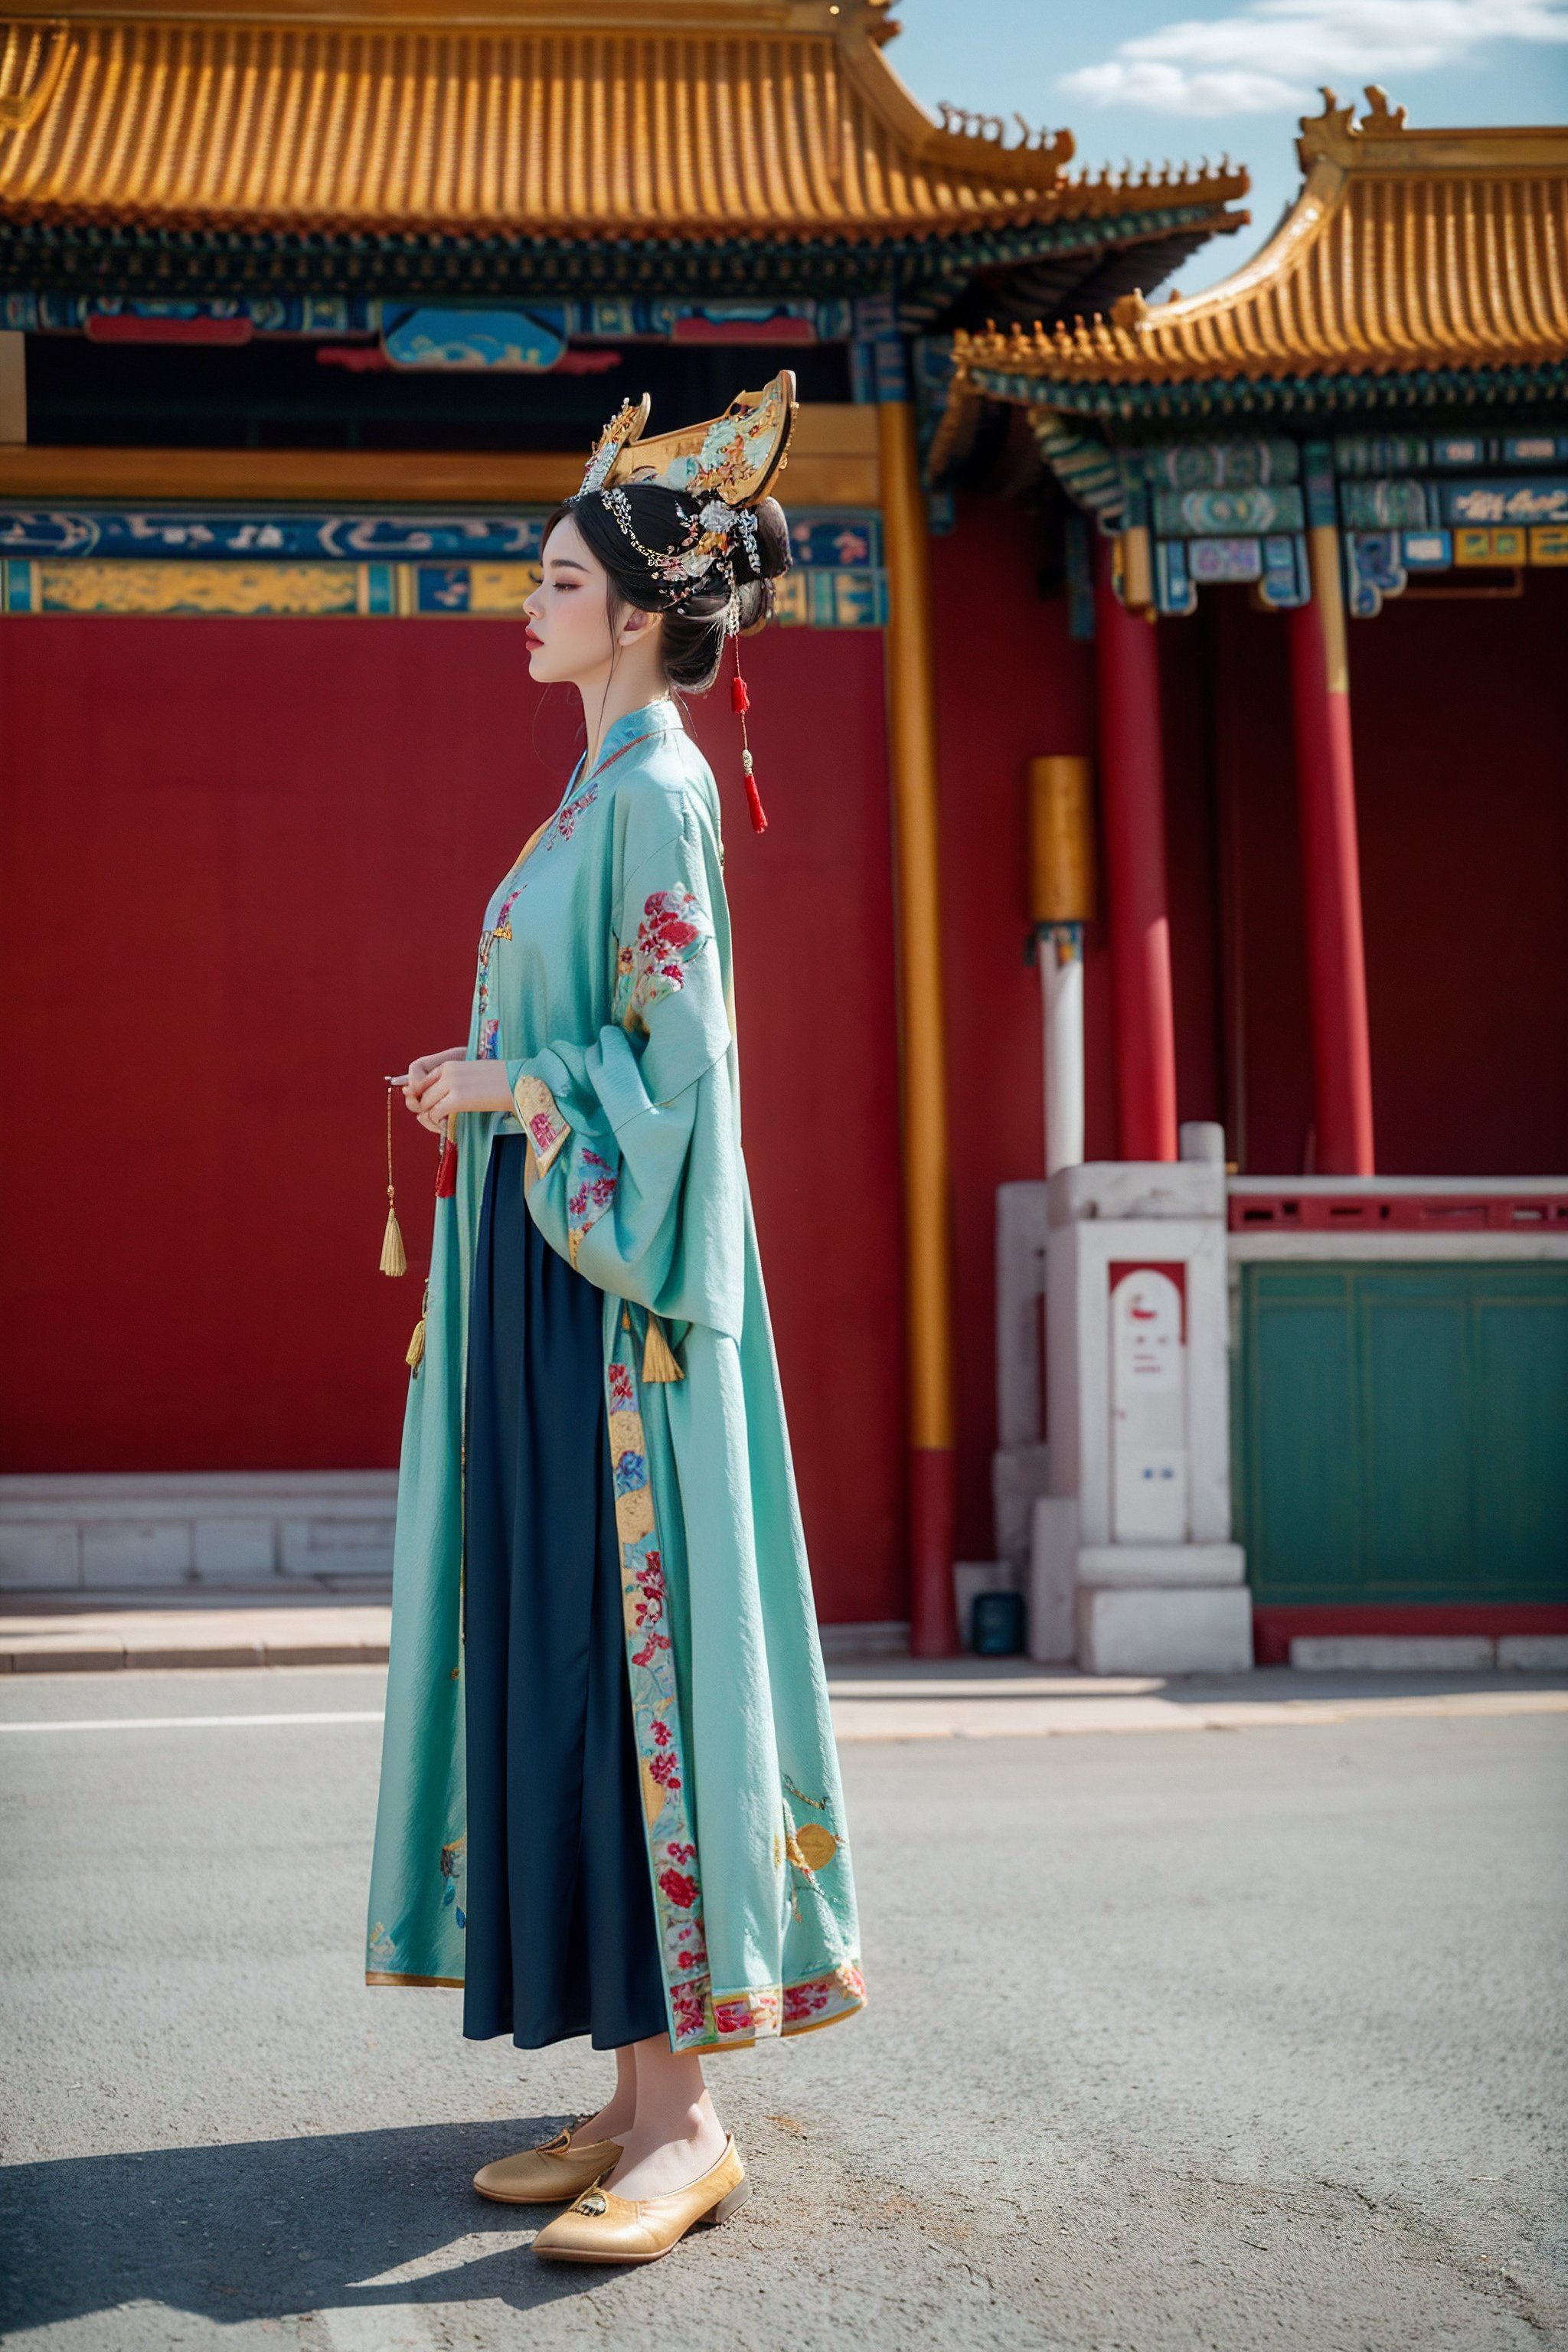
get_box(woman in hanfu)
[366,374,865,2267]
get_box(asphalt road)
[2,1666,1566,2352]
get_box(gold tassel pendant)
[380,1192,407,1279]
[642,1312,684,1383]
[405,1280,430,1371]
[380,1083,407,1277]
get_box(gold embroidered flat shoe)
[472,2124,624,2205]
[531,2134,749,2263]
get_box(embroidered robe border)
[606,1315,867,2054]
[604,1313,714,2050]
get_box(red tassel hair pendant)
[730,635,767,832]
[741,749,768,834]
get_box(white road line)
[0,1710,387,1733]
[5,1693,1563,1741]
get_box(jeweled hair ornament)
[568,374,799,832]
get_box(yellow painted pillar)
[877,395,959,1657]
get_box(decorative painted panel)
[2,557,885,626]
[1443,479,1568,527]
[0,508,887,626]
[1145,438,1298,489]
[1050,425,1568,621]
[382,308,567,371]
[1151,484,1305,536]
[0,511,549,561]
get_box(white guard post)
[1029,1132,1253,1673]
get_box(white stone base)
[1499,1635,1568,1670]
[1077,1543,1245,1588]
[1292,1634,1568,1671]
[0,1473,397,1590]
[1076,1582,1254,1675]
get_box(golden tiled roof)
[955,91,1568,384]
[0,0,1248,244]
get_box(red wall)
[929,498,1098,1558]
[0,616,905,1622]
[1169,570,1568,1177]
[1351,570,1568,1174]
[8,539,1552,1614]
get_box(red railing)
[1227,1185,1568,1232]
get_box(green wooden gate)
[1238,1263,1568,1604]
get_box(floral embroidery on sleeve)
[511,1072,569,1176]
[566,1147,618,1269]
[612,888,708,1035]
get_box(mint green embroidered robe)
[366,698,865,2050]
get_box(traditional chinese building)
[0,0,1253,1647]
[936,93,1568,1664]
[2,15,1560,1663]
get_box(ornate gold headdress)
[572,370,797,607]
[569,371,798,832]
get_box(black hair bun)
[736,496,792,586]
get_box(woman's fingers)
[403,1048,468,1104]
[419,1054,466,1090]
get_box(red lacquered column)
[1093,537,1178,1162]
[1287,447,1375,1175]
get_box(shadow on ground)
[0,2118,608,2331]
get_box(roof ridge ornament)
[1297,87,1359,167]
[1360,86,1409,134]
[930,100,1073,181]
[1298,84,1410,169]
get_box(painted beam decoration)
[1335,431,1568,616]
[1037,423,1568,622]
[0,508,886,624]
[0,292,881,352]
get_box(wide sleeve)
[506,804,743,1340]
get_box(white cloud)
[1060,0,1568,117]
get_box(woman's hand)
[400,1049,467,1134]
[407,1056,516,1133]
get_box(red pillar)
[1287,460,1375,1175]
[1094,537,1178,1162]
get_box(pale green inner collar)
[594,697,682,766]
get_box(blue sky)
[887,0,1568,293]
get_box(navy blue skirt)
[462,1135,668,2052]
